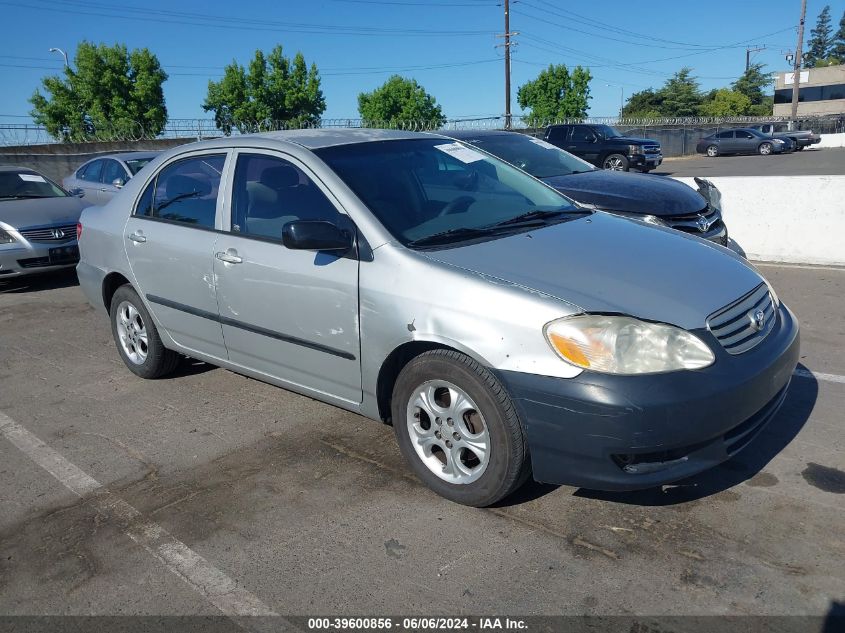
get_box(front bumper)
[0,241,79,277]
[497,304,799,491]
[630,153,662,169]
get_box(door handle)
[128,232,146,243]
[99,187,107,192]
[215,250,243,264]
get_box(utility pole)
[495,1,518,128]
[745,46,766,71]
[791,0,807,121]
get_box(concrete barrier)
[674,176,845,266]
[816,132,845,149]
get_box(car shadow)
[170,356,217,378]
[0,269,79,294]
[572,366,818,506]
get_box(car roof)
[445,129,526,140]
[244,128,449,149]
[0,165,39,172]
[83,151,161,163]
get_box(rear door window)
[546,126,569,143]
[716,131,734,139]
[135,154,226,229]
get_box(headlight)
[0,228,16,245]
[628,144,641,155]
[544,315,715,375]
[772,139,785,144]
[608,211,668,227]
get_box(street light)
[605,83,624,119]
[48,47,69,68]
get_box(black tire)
[391,349,531,507]
[795,145,805,151]
[758,142,773,156]
[602,153,629,171]
[109,284,179,379]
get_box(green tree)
[698,89,752,117]
[620,88,663,118]
[29,42,167,141]
[732,63,770,106]
[804,5,834,67]
[203,46,325,134]
[357,75,445,126]
[657,68,703,117]
[516,64,592,123]
[834,9,845,62]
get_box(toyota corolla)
[76,130,799,506]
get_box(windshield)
[0,170,67,200]
[125,158,154,175]
[594,125,624,139]
[461,134,595,179]
[315,138,582,247]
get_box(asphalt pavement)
[0,265,843,623]
[653,147,845,177]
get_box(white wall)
[674,176,845,266]
[816,133,845,149]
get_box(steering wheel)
[437,195,476,217]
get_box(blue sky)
[0,0,838,124]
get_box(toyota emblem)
[750,309,766,331]
[696,215,710,232]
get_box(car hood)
[543,170,706,216]
[608,136,659,145]
[422,212,764,330]
[0,196,88,229]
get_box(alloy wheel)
[115,300,148,365]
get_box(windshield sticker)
[19,174,46,183]
[527,137,559,150]
[434,143,485,164]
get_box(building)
[773,65,845,116]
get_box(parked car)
[0,166,87,278]
[748,122,821,150]
[696,128,788,157]
[543,123,663,172]
[77,130,799,506]
[447,130,727,245]
[63,151,160,204]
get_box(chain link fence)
[2,115,843,154]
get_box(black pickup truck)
[543,124,663,172]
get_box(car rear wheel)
[706,145,719,157]
[602,154,629,171]
[110,285,179,379]
[391,349,531,506]
[758,142,773,156]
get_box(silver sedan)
[76,130,799,506]
[63,151,160,204]
[0,166,87,278]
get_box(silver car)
[63,151,160,204]
[1,166,87,278]
[77,130,800,506]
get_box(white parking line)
[793,368,845,384]
[0,411,278,619]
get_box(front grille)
[18,224,77,243]
[665,205,724,236]
[642,145,661,154]
[707,284,776,355]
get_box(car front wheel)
[602,154,629,171]
[110,285,179,379]
[758,142,773,155]
[391,349,531,506]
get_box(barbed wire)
[1,114,842,147]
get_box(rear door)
[213,150,361,403]
[544,125,570,150]
[715,130,736,153]
[123,151,230,359]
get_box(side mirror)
[112,178,125,189]
[70,187,85,198]
[282,220,353,252]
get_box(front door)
[569,126,601,164]
[123,151,229,359]
[213,151,361,403]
